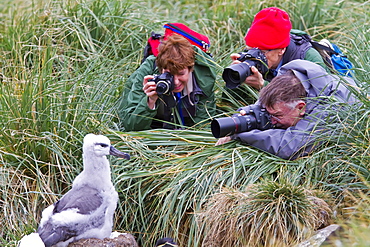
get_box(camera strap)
[174,92,185,126]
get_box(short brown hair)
[156,34,195,75]
[259,70,306,109]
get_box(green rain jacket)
[118,46,216,131]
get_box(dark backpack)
[141,23,211,63]
[141,32,162,64]
[290,29,354,77]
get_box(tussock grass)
[199,181,332,247]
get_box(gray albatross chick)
[37,134,130,247]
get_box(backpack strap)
[309,39,340,72]
[282,33,312,65]
[310,40,339,56]
[163,23,210,53]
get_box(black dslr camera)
[153,72,174,95]
[222,48,269,89]
[211,104,273,138]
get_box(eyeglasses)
[261,49,273,55]
[270,114,283,122]
[244,48,273,55]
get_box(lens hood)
[222,63,252,89]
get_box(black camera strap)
[158,94,176,108]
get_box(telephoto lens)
[211,104,273,138]
[222,63,253,89]
[222,48,269,89]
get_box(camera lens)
[211,115,257,138]
[229,70,242,81]
[222,48,269,89]
[154,72,174,95]
[156,80,170,95]
[211,105,273,138]
[211,117,236,138]
[222,63,252,89]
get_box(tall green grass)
[0,0,369,246]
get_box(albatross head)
[83,134,130,160]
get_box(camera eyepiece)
[222,48,269,89]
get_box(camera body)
[222,48,269,89]
[152,72,174,95]
[211,104,273,138]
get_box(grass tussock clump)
[199,179,332,247]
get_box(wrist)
[253,77,264,90]
[147,97,157,110]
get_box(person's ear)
[279,47,287,55]
[296,101,306,116]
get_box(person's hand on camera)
[239,109,247,116]
[244,66,264,90]
[143,75,158,109]
[230,53,241,64]
[215,136,232,146]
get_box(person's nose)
[270,116,279,125]
[173,76,181,85]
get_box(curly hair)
[156,34,195,75]
[259,70,307,109]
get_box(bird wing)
[38,222,77,247]
[53,185,103,214]
[37,185,104,247]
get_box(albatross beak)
[110,146,130,160]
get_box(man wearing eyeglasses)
[215,60,358,160]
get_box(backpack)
[141,23,211,63]
[290,29,354,77]
[141,32,162,64]
[311,39,354,77]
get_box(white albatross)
[19,134,130,247]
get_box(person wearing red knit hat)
[245,7,291,51]
[227,7,326,92]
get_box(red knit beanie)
[244,7,292,50]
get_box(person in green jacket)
[225,7,327,92]
[118,34,216,131]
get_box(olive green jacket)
[118,46,216,131]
